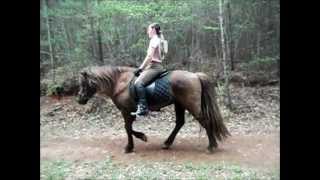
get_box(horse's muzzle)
[77,96,88,105]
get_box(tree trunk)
[189,4,194,71]
[97,29,104,65]
[96,0,104,65]
[277,57,280,78]
[44,0,55,82]
[256,31,261,57]
[85,0,97,61]
[62,21,71,63]
[219,0,233,110]
[90,18,97,60]
[226,1,235,71]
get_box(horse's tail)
[196,72,230,143]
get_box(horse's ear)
[80,70,88,78]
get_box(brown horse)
[77,65,230,153]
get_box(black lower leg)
[125,123,134,153]
[132,130,148,142]
[205,127,217,152]
[163,103,185,149]
[199,119,217,153]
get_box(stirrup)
[130,105,148,116]
[130,112,145,117]
[130,109,148,116]
[130,112,148,117]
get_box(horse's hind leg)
[132,130,148,142]
[162,103,185,149]
[198,120,218,153]
[186,104,217,153]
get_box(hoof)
[161,143,171,150]
[124,147,134,153]
[206,147,215,154]
[141,135,148,142]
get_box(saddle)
[129,71,174,111]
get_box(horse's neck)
[111,70,134,98]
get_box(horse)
[77,65,230,153]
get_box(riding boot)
[131,83,148,116]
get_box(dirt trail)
[41,85,279,174]
[41,133,279,171]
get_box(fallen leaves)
[41,85,279,138]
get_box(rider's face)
[147,26,155,38]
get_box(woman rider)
[131,23,166,116]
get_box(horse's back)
[169,70,202,92]
[144,70,202,112]
[169,70,203,116]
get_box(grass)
[41,160,72,180]
[41,158,279,180]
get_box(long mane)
[82,66,135,92]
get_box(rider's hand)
[134,68,142,77]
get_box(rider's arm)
[139,46,156,70]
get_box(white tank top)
[148,36,161,63]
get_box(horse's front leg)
[132,130,148,142]
[122,111,135,153]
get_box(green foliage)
[46,82,63,96]
[246,56,278,71]
[203,26,220,31]
[40,159,278,179]
[40,0,280,86]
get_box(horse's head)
[77,70,97,105]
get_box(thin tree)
[43,0,55,82]
[96,0,104,65]
[85,0,97,61]
[226,0,235,71]
[218,0,233,109]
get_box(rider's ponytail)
[150,23,162,38]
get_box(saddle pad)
[129,72,174,110]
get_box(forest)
[40,0,279,102]
[40,0,280,179]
